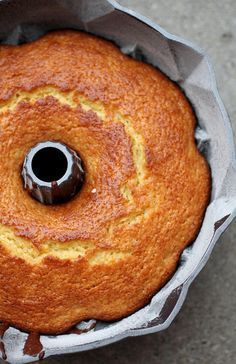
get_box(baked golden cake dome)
[0,30,210,334]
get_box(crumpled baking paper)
[0,0,235,362]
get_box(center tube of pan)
[21,141,85,204]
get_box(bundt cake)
[0,30,210,334]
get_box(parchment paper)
[0,0,235,363]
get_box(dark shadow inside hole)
[32,147,68,182]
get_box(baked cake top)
[0,31,210,333]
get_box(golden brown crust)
[0,30,210,333]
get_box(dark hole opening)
[32,147,68,182]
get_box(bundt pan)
[0,0,235,362]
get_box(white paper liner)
[0,0,235,362]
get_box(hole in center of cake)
[32,147,68,182]
[22,141,85,205]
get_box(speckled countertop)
[41,1,236,363]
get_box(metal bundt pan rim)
[0,0,236,362]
